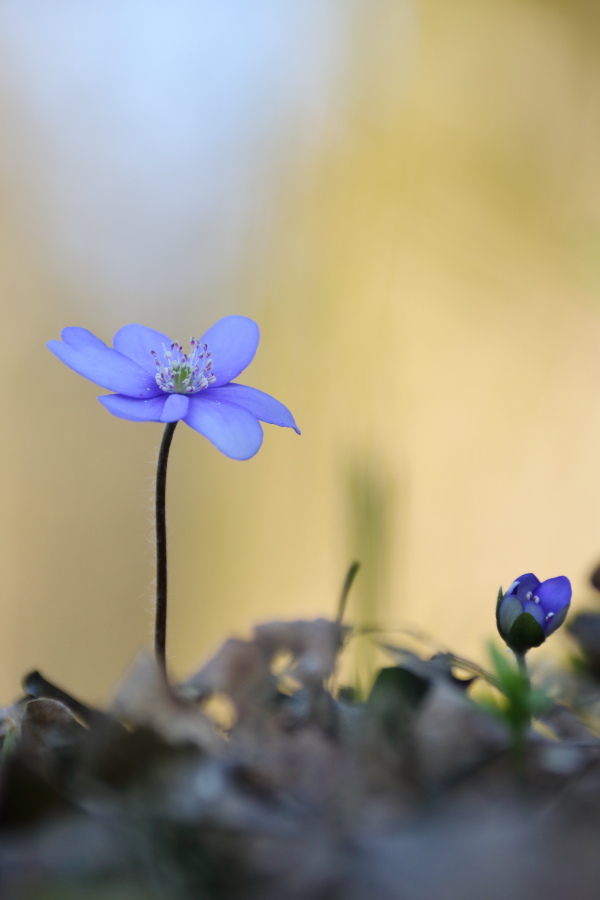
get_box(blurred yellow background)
[2,0,600,703]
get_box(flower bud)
[496,573,571,655]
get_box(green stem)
[155,421,178,677]
[513,650,530,781]
[515,651,529,686]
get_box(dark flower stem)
[155,421,178,677]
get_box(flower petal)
[112,324,173,375]
[99,393,170,422]
[498,596,523,636]
[48,329,161,398]
[199,316,260,387]
[209,383,300,433]
[522,600,546,628]
[184,394,263,459]
[536,576,572,616]
[160,394,189,422]
[505,573,540,601]
[544,604,569,636]
[62,326,111,352]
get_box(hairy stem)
[155,421,178,677]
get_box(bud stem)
[513,650,530,780]
[515,650,528,683]
[155,421,178,678]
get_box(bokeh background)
[2,0,600,703]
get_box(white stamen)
[546,612,555,620]
[151,337,216,395]
[533,595,540,604]
[526,592,532,600]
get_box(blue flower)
[496,572,571,653]
[48,317,300,460]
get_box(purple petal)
[160,394,189,422]
[184,394,263,459]
[62,327,111,353]
[536,576,572,616]
[544,604,569,636]
[210,383,300,433]
[199,316,260,388]
[99,394,170,422]
[48,329,161,399]
[522,600,546,628]
[505,573,540,601]
[112,324,173,375]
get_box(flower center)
[151,339,216,394]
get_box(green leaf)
[528,688,553,717]
[495,586,504,633]
[488,642,513,682]
[367,666,430,743]
[488,642,526,699]
[506,613,545,654]
[368,666,430,710]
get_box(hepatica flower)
[497,573,572,655]
[48,316,299,459]
[48,315,299,678]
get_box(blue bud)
[496,573,571,654]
